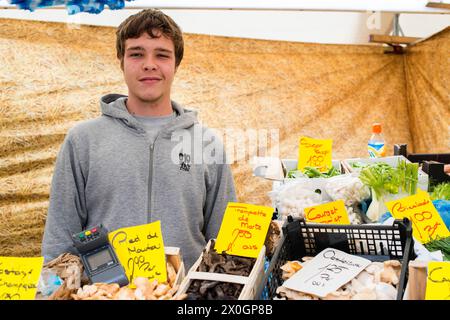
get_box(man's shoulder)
[66,116,110,140]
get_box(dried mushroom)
[264,221,282,258]
[185,240,256,300]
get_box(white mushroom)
[375,283,397,300]
[351,287,377,300]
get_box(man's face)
[122,31,177,105]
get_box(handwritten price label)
[214,202,273,258]
[305,200,350,225]
[386,191,450,244]
[425,262,450,300]
[109,221,167,286]
[0,256,44,300]
[298,136,333,173]
[283,248,371,298]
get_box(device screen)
[86,248,114,271]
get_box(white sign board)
[283,248,371,298]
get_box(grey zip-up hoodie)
[42,94,237,270]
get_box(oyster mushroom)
[375,283,397,300]
[280,261,302,280]
[276,286,318,300]
[322,288,352,300]
[380,260,401,285]
[351,287,377,300]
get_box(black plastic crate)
[256,217,415,300]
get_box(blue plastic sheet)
[8,0,134,14]
[380,200,450,230]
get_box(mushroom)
[114,287,136,300]
[276,286,318,300]
[167,262,177,286]
[280,261,302,280]
[375,283,397,300]
[350,270,377,295]
[322,289,352,300]
[351,287,377,300]
[380,260,401,285]
[153,283,170,298]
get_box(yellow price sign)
[0,256,44,300]
[386,191,450,244]
[305,200,350,224]
[109,221,167,285]
[298,136,333,173]
[425,261,450,300]
[214,202,273,258]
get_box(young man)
[42,9,237,270]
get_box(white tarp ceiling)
[0,0,449,44]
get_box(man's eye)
[158,54,169,58]
[130,53,142,57]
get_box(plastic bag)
[37,269,63,297]
[324,173,370,206]
[269,179,322,220]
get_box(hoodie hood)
[100,94,199,137]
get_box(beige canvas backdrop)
[0,19,448,256]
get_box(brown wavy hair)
[116,9,184,69]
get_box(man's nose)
[143,58,157,71]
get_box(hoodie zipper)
[148,142,154,223]
[147,132,161,223]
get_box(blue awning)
[8,0,135,14]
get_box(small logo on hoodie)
[179,153,191,172]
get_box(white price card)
[283,248,371,298]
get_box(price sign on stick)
[283,248,371,298]
[386,190,450,244]
[298,136,333,173]
[215,202,273,258]
[109,221,167,285]
[0,256,44,300]
[305,200,350,224]
[425,261,450,300]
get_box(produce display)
[430,182,450,201]
[71,275,185,300]
[269,180,322,219]
[264,221,282,258]
[359,160,420,221]
[270,173,370,224]
[287,166,341,179]
[276,258,402,300]
[185,241,256,300]
[37,252,182,300]
[423,236,450,261]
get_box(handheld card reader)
[71,225,129,287]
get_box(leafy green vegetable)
[351,161,369,169]
[424,236,450,261]
[398,159,419,195]
[430,182,450,200]
[359,162,401,198]
[303,166,341,178]
[359,160,419,198]
[286,166,341,179]
[287,169,304,178]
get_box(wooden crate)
[175,240,266,300]
[403,260,427,300]
[37,247,185,300]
